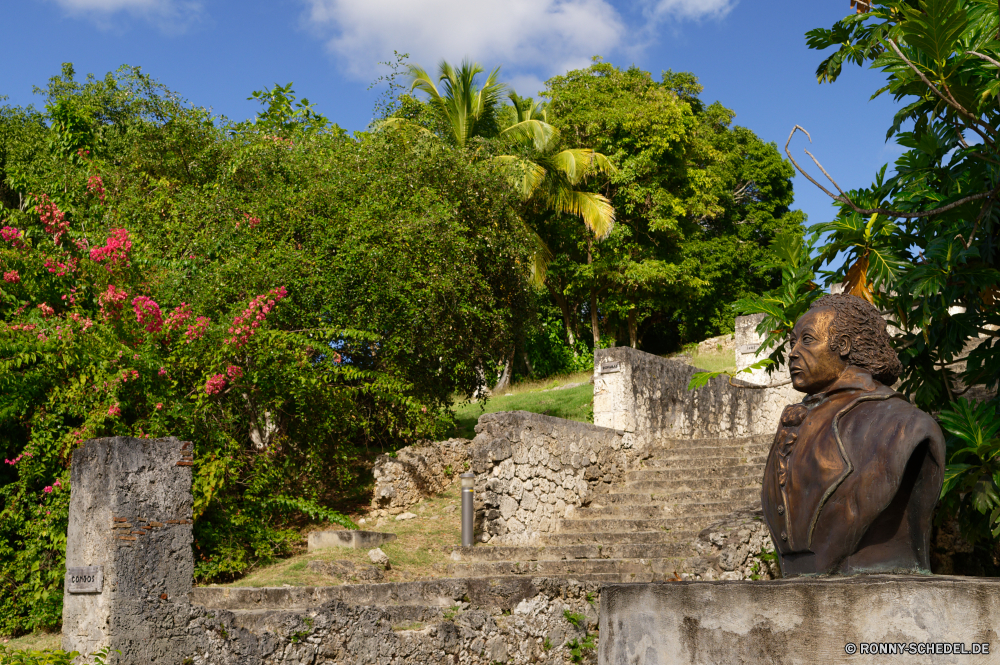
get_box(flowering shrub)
[88,228,131,270]
[226,365,243,380]
[226,286,288,347]
[35,195,70,245]
[204,374,226,395]
[86,175,105,204]
[131,296,163,333]
[3,270,19,283]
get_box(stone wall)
[593,346,798,445]
[471,411,634,546]
[682,509,779,581]
[371,438,471,515]
[62,436,194,662]
[184,578,600,665]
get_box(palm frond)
[548,189,615,239]
[500,119,559,151]
[493,155,546,199]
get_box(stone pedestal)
[62,437,194,660]
[600,577,1000,664]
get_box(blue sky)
[2,0,904,232]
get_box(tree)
[539,61,805,350]
[0,64,533,633]
[739,0,999,569]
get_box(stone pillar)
[62,437,194,660]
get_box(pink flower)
[165,303,192,331]
[87,175,106,204]
[43,486,52,494]
[37,303,55,318]
[98,285,128,318]
[226,365,243,380]
[205,374,227,395]
[89,229,132,271]
[3,270,18,283]
[155,403,163,410]
[132,296,163,333]
[53,479,61,488]
[239,213,261,229]
[225,286,288,347]
[1,226,22,243]
[185,316,210,342]
[108,403,122,417]
[158,367,168,377]
[36,195,70,245]
[43,256,78,276]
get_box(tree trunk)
[547,283,578,348]
[628,309,638,349]
[521,350,534,377]
[493,349,515,393]
[588,240,600,347]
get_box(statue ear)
[835,335,852,359]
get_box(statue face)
[788,307,849,394]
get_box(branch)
[967,50,1000,70]
[785,126,995,218]
[956,180,1000,249]
[887,40,997,147]
[730,377,792,390]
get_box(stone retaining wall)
[471,411,634,546]
[371,438,471,515]
[593,346,797,445]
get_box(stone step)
[575,500,751,520]
[606,486,762,506]
[648,435,772,452]
[626,475,762,493]
[444,557,690,579]
[626,464,764,483]
[590,492,654,505]
[641,454,768,469]
[449,542,694,562]
[539,530,699,546]
[646,441,772,458]
[556,516,729,533]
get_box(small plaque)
[600,361,622,374]
[66,566,103,593]
[738,344,759,355]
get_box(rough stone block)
[62,436,193,660]
[599,576,1000,665]
[306,530,397,551]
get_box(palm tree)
[382,61,617,390]
[402,60,507,149]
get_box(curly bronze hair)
[810,294,903,385]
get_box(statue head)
[788,294,902,394]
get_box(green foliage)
[0,645,113,665]
[687,359,775,391]
[539,60,805,351]
[566,633,597,662]
[748,0,1000,559]
[0,63,532,634]
[939,399,1000,544]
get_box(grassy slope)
[1,631,61,652]
[449,371,594,439]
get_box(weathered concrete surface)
[471,411,633,545]
[62,436,194,661]
[307,530,397,551]
[189,577,540,611]
[593,347,797,445]
[599,576,1000,665]
[734,313,788,385]
[371,438,471,515]
[184,577,601,664]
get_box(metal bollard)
[461,472,475,547]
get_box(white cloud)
[302,0,625,82]
[642,0,737,21]
[47,0,203,33]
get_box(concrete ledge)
[189,576,540,611]
[599,576,1000,665]
[306,530,397,551]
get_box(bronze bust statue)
[762,294,945,576]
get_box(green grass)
[0,631,61,652]
[449,371,594,439]
[683,349,736,373]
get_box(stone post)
[62,437,194,660]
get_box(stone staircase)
[446,434,771,582]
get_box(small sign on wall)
[66,566,103,593]
[600,361,622,374]
[738,344,759,355]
